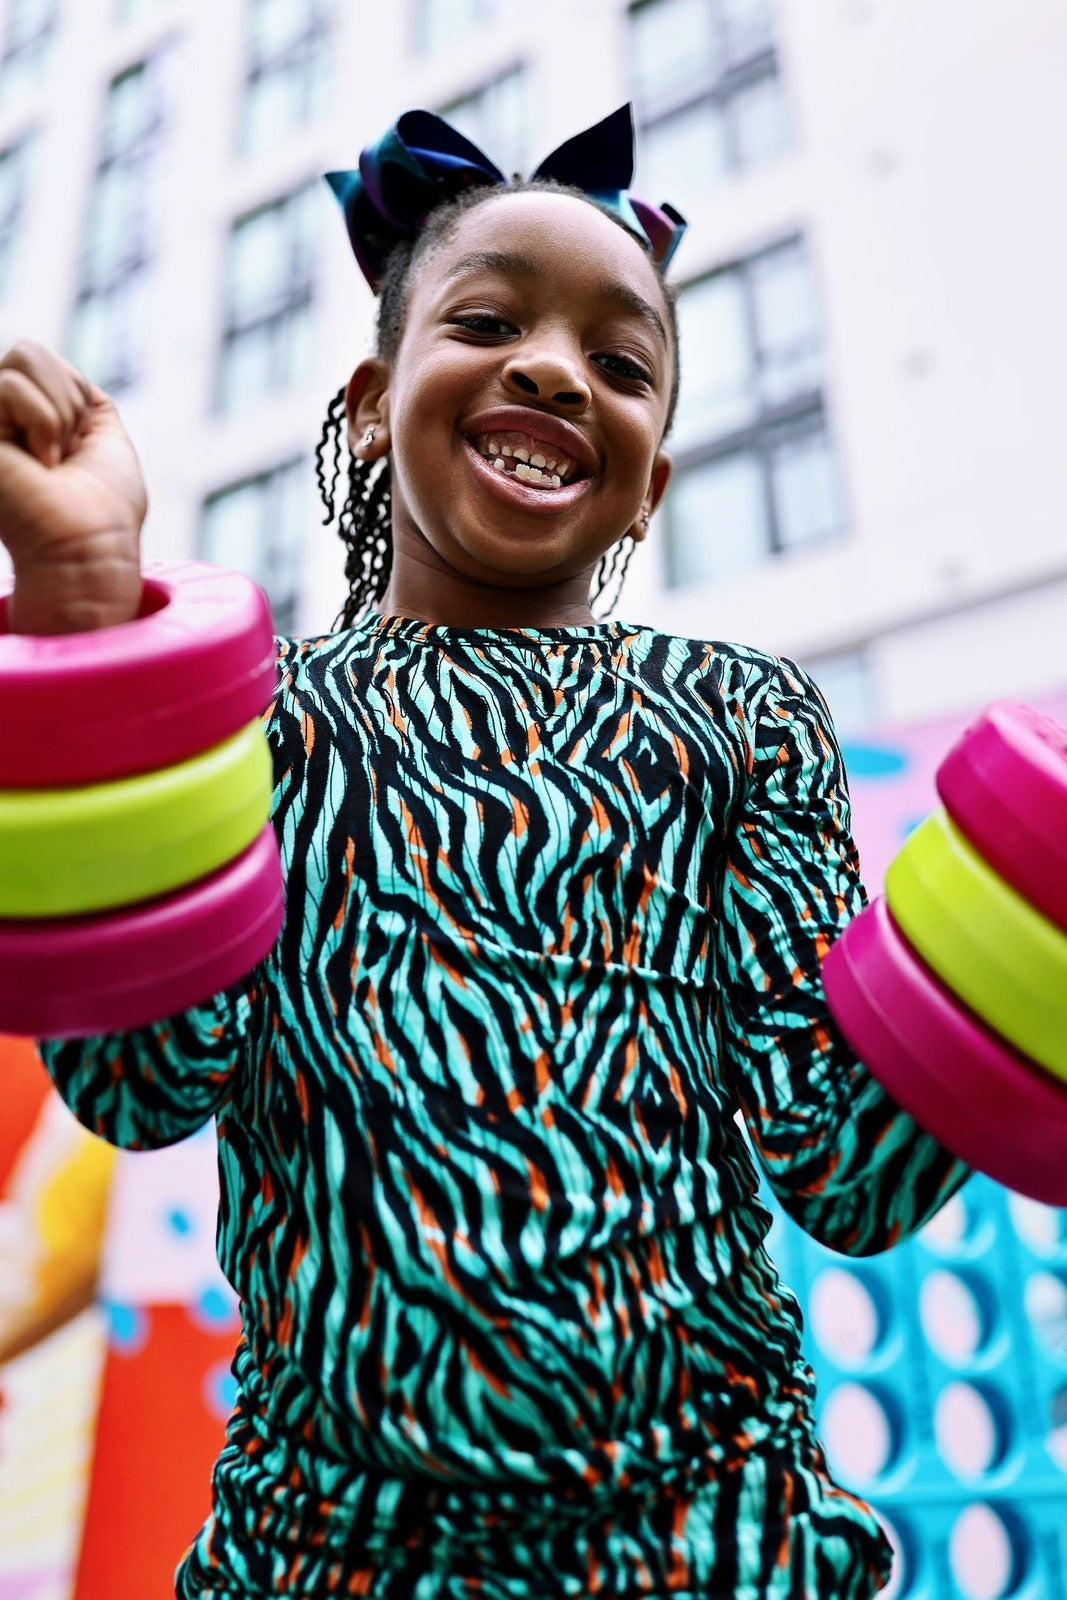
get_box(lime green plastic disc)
[886,807,1067,1081]
[0,720,271,918]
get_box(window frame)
[67,53,167,394]
[628,0,788,184]
[215,182,320,413]
[438,62,529,182]
[665,234,844,585]
[199,456,307,634]
[800,648,877,736]
[414,0,490,57]
[0,136,29,296]
[239,0,334,157]
[0,0,59,93]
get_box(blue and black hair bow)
[325,103,687,293]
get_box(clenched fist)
[0,341,147,633]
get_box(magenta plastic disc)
[937,700,1067,932]
[822,896,1067,1204]
[0,561,277,788]
[0,826,284,1039]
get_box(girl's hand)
[0,341,147,633]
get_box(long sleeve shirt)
[39,614,969,1599]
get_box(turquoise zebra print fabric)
[40,614,969,1598]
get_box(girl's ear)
[345,358,391,459]
[631,450,673,542]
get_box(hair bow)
[325,103,687,293]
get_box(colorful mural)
[0,1039,238,1600]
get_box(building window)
[117,0,167,20]
[440,65,528,181]
[0,0,58,100]
[0,138,29,297]
[217,184,319,413]
[628,0,790,205]
[802,650,876,736]
[240,0,333,158]
[666,236,844,586]
[67,57,167,393]
[416,0,489,55]
[201,459,306,634]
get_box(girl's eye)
[451,314,516,337]
[595,352,653,385]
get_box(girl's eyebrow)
[444,249,539,283]
[443,250,667,347]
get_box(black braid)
[322,177,677,632]
[597,534,638,618]
[318,388,395,631]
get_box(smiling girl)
[1,106,968,1599]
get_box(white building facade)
[0,0,1064,729]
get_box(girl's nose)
[503,349,591,410]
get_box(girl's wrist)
[8,545,143,635]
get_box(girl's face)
[349,192,675,624]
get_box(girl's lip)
[461,437,594,516]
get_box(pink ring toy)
[0,561,277,789]
[821,896,1067,1204]
[937,700,1067,932]
[0,826,284,1039]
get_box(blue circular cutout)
[165,1206,195,1238]
[841,742,910,779]
[190,1282,241,1334]
[104,1300,149,1356]
[203,1359,239,1423]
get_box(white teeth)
[471,432,580,487]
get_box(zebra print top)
[40,614,968,1598]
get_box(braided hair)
[318,180,680,632]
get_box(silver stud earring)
[362,426,376,450]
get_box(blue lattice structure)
[760,1175,1067,1598]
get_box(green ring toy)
[885,807,1067,1081]
[0,720,271,919]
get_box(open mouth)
[465,430,587,492]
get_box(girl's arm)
[716,658,970,1256]
[34,971,261,1151]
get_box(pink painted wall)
[842,690,1067,893]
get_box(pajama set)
[39,614,969,1597]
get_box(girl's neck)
[374,573,598,629]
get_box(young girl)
[0,105,968,1599]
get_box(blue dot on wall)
[104,1300,150,1356]
[203,1359,239,1423]
[840,742,911,779]
[190,1282,241,1334]
[165,1205,195,1238]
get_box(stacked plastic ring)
[822,701,1067,1205]
[0,561,285,1038]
